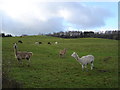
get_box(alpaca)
[55,42,58,45]
[39,42,42,44]
[59,48,67,57]
[35,42,39,44]
[48,42,51,45]
[35,42,42,45]
[13,43,33,66]
[18,40,23,43]
[71,52,94,70]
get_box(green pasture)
[2,36,118,88]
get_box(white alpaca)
[71,52,94,70]
[35,42,42,45]
[55,42,58,45]
[35,42,39,44]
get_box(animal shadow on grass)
[95,56,112,73]
[103,56,112,62]
[94,67,111,73]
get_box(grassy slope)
[2,36,118,88]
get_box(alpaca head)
[71,52,76,58]
[13,43,17,49]
[29,52,33,56]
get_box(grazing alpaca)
[35,42,42,44]
[71,52,94,70]
[59,48,67,57]
[13,43,33,66]
[18,40,23,43]
[48,42,51,45]
[39,42,42,44]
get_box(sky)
[0,0,118,36]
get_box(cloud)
[0,2,113,35]
[2,14,65,35]
[58,2,113,29]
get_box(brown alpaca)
[13,43,33,66]
[59,48,67,57]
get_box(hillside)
[2,36,118,88]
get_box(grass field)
[2,36,118,88]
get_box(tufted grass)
[2,36,118,88]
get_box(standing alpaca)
[71,52,94,70]
[59,48,67,57]
[13,43,33,66]
[55,42,58,45]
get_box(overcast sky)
[0,0,118,36]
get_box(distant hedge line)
[1,30,120,40]
[47,30,120,40]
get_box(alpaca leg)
[20,61,23,65]
[62,53,65,57]
[85,65,88,71]
[59,54,62,58]
[82,65,84,71]
[91,63,94,70]
[61,54,63,57]
[17,58,22,64]
[59,54,60,57]
[28,60,31,67]
[83,64,88,71]
[26,58,30,67]
[17,58,23,67]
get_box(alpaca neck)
[74,54,82,64]
[14,48,17,56]
[64,50,66,53]
[64,49,66,52]
[74,53,80,61]
[14,44,18,56]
